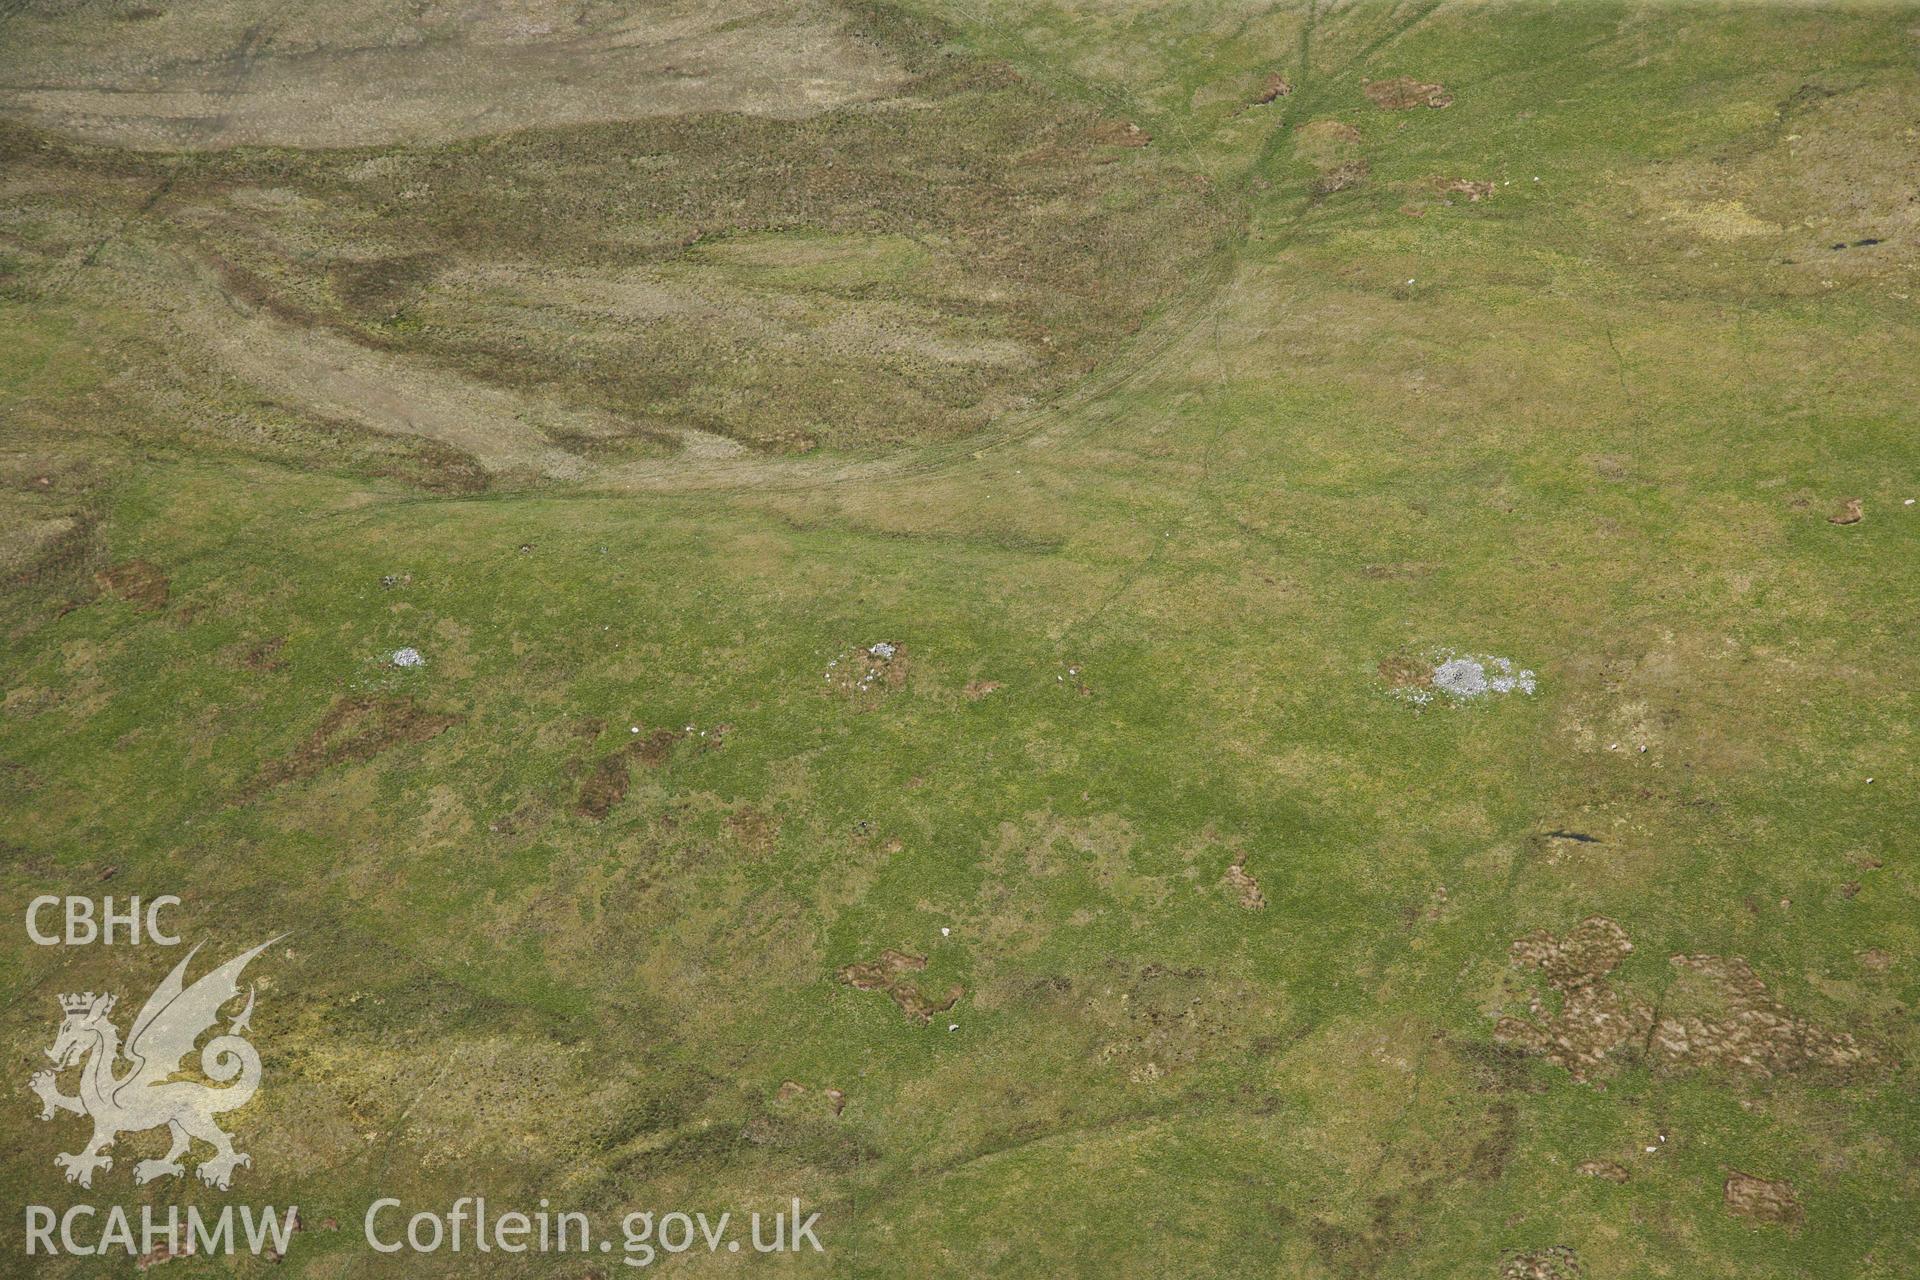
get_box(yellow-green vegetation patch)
[691,231,940,291]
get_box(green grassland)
[1,1,1917,1277]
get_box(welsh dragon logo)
[30,938,280,1190]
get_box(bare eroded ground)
[0,0,909,149]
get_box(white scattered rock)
[947,1024,959,1033]
[390,647,424,668]
[825,641,905,693]
[940,927,951,937]
[1430,653,1535,700]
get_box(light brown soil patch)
[630,727,682,768]
[1500,1246,1585,1279]
[1255,73,1293,105]
[374,437,491,495]
[1509,917,1637,988]
[181,305,595,482]
[1224,850,1266,909]
[1496,919,1650,1080]
[1293,120,1367,195]
[576,728,684,820]
[1378,655,1432,689]
[487,799,548,837]
[1365,77,1453,110]
[1297,119,1361,144]
[772,1079,844,1116]
[1495,918,1876,1084]
[94,560,169,610]
[242,635,287,672]
[963,680,1003,701]
[1083,962,1290,1085]
[1400,176,1496,216]
[836,949,962,1024]
[1827,498,1863,525]
[1653,953,1872,1076]
[242,696,461,800]
[826,644,910,699]
[1363,562,1434,581]
[137,1236,200,1269]
[2,511,80,588]
[576,754,632,821]
[1090,120,1152,148]
[1724,1172,1804,1227]
[1313,159,1370,194]
[727,806,779,854]
[1577,1159,1629,1183]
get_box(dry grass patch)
[1364,77,1452,110]
[93,559,168,610]
[1500,1246,1585,1279]
[576,728,684,820]
[1223,850,1266,909]
[242,695,461,801]
[837,949,962,1023]
[1495,918,1877,1084]
[1723,1172,1804,1228]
